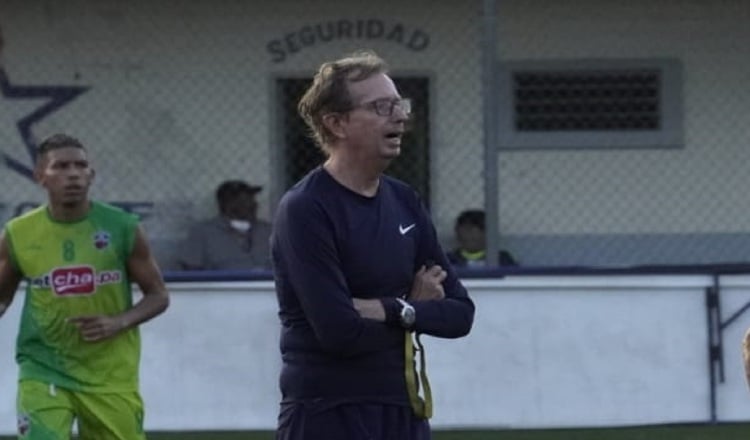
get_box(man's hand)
[69,315,126,342]
[408,264,447,302]
[352,263,447,322]
[352,298,386,321]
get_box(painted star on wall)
[0,68,88,180]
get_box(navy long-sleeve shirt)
[271,167,474,404]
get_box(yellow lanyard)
[404,331,432,419]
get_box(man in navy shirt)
[271,50,475,440]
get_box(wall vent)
[497,59,683,149]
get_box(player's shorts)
[276,400,431,440]
[16,379,146,440]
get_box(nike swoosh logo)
[399,223,416,235]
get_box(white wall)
[3,275,750,434]
[2,1,746,242]
[0,0,481,234]
[495,0,750,236]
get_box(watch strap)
[380,297,401,326]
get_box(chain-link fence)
[0,0,748,269]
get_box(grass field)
[3,424,749,439]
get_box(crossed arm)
[352,264,447,321]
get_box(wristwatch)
[395,298,416,328]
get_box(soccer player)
[272,51,475,439]
[0,133,170,440]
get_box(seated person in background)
[178,180,272,270]
[446,209,518,268]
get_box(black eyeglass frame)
[352,97,412,117]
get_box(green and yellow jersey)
[5,201,140,393]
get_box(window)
[497,59,683,149]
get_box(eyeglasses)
[354,98,412,117]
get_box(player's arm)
[121,225,170,327]
[743,328,750,389]
[71,226,169,341]
[0,231,22,319]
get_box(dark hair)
[297,50,388,154]
[36,133,85,161]
[455,209,485,231]
[216,180,261,213]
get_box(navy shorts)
[276,401,431,440]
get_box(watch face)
[401,306,416,326]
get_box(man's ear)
[322,113,347,140]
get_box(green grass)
[3,424,748,440]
